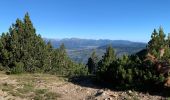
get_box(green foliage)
[147,27,167,58]
[47,44,88,76]
[93,28,170,90]
[97,45,116,79]
[1,13,169,92]
[44,92,61,100]
[86,50,98,74]
[0,13,87,77]
[10,62,24,74]
[95,52,165,89]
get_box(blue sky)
[0,0,170,42]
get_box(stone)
[109,93,118,98]
[128,90,132,94]
[86,90,90,94]
[164,77,170,87]
[95,89,104,97]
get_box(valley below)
[45,38,146,63]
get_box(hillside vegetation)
[87,27,170,96]
[45,38,146,63]
[0,13,170,99]
[0,13,87,76]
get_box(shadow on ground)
[69,75,170,98]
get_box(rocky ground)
[0,72,167,100]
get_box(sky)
[0,0,170,42]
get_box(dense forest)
[0,13,88,76]
[1,13,170,95]
[87,27,170,92]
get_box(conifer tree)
[0,13,49,73]
[0,13,89,76]
[97,45,116,79]
[86,50,98,74]
[147,27,166,58]
[98,45,116,72]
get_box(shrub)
[10,62,24,74]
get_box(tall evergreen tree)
[147,27,166,58]
[86,50,98,74]
[97,45,116,79]
[0,13,52,73]
[98,45,116,71]
[0,13,89,76]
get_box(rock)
[104,97,113,100]
[0,97,4,100]
[128,90,132,94]
[97,89,104,93]
[164,77,170,87]
[86,90,90,94]
[0,90,3,96]
[102,92,106,96]
[127,90,133,96]
[109,93,118,98]
[95,89,104,97]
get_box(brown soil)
[0,72,167,100]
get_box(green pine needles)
[0,13,88,76]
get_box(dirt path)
[0,72,166,100]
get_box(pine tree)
[57,43,68,75]
[158,27,166,49]
[167,33,170,47]
[147,27,166,58]
[98,45,116,72]
[0,13,88,76]
[97,45,116,79]
[147,29,159,55]
[0,13,49,73]
[86,50,98,74]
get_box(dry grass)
[0,71,64,100]
[0,71,165,100]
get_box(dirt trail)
[0,72,166,100]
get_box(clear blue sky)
[0,0,170,42]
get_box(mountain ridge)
[44,38,146,63]
[44,38,146,49]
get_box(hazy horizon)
[44,37,147,43]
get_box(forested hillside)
[86,27,170,95]
[45,38,146,63]
[45,38,145,50]
[0,13,170,99]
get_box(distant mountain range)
[44,38,147,63]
